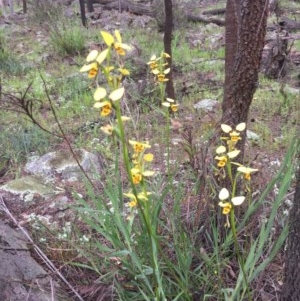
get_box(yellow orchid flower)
[86,49,99,62]
[231,196,246,206]
[94,101,112,116]
[157,73,168,82]
[218,188,246,214]
[152,68,170,82]
[88,67,98,78]
[101,31,114,46]
[142,170,155,177]
[219,188,230,200]
[124,191,151,207]
[117,116,131,122]
[227,150,240,159]
[94,87,107,101]
[118,68,130,76]
[143,153,154,162]
[100,30,131,56]
[109,87,125,102]
[215,155,227,167]
[171,104,179,112]
[100,124,114,135]
[216,145,226,154]
[96,48,109,64]
[162,98,178,112]
[80,62,97,73]
[129,140,151,153]
[229,130,241,142]
[131,169,142,184]
[221,122,246,134]
[114,30,131,55]
[237,166,258,181]
[147,55,159,70]
[129,199,137,208]
[218,202,232,215]
[80,62,99,78]
[123,193,138,207]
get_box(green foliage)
[69,31,299,301]
[0,30,28,75]
[75,169,198,300]
[222,139,298,300]
[1,8,299,301]
[0,121,51,165]
[30,1,86,55]
[73,139,298,300]
[49,21,86,56]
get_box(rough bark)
[79,0,87,27]
[22,0,27,13]
[281,162,300,301]
[164,0,175,99]
[221,0,269,154]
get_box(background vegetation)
[0,0,299,300]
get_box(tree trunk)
[221,0,269,156]
[281,160,300,300]
[22,0,27,13]
[79,0,87,27]
[164,0,175,100]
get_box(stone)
[1,175,53,201]
[0,221,67,301]
[285,86,299,95]
[25,149,102,181]
[247,130,260,141]
[193,99,219,112]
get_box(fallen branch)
[187,13,225,26]
[202,8,226,15]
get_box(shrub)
[49,21,86,56]
[0,30,28,75]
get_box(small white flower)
[219,188,230,201]
[231,196,245,206]
[216,145,226,154]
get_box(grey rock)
[285,86,300,95]
[1,175,53,201]
[1,176,53,196]
[25,149,102,181]
[0,221,66,301]
[247,130,260,141]
[193,99,219,112]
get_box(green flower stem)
[115,103,165,300]
[232,173,238,196]
[226,160,233,184]
[158,81,171,177]
[165,109,171,176]
[230,203,251,301]
[231,177,251,300]
[100,44,166,300]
